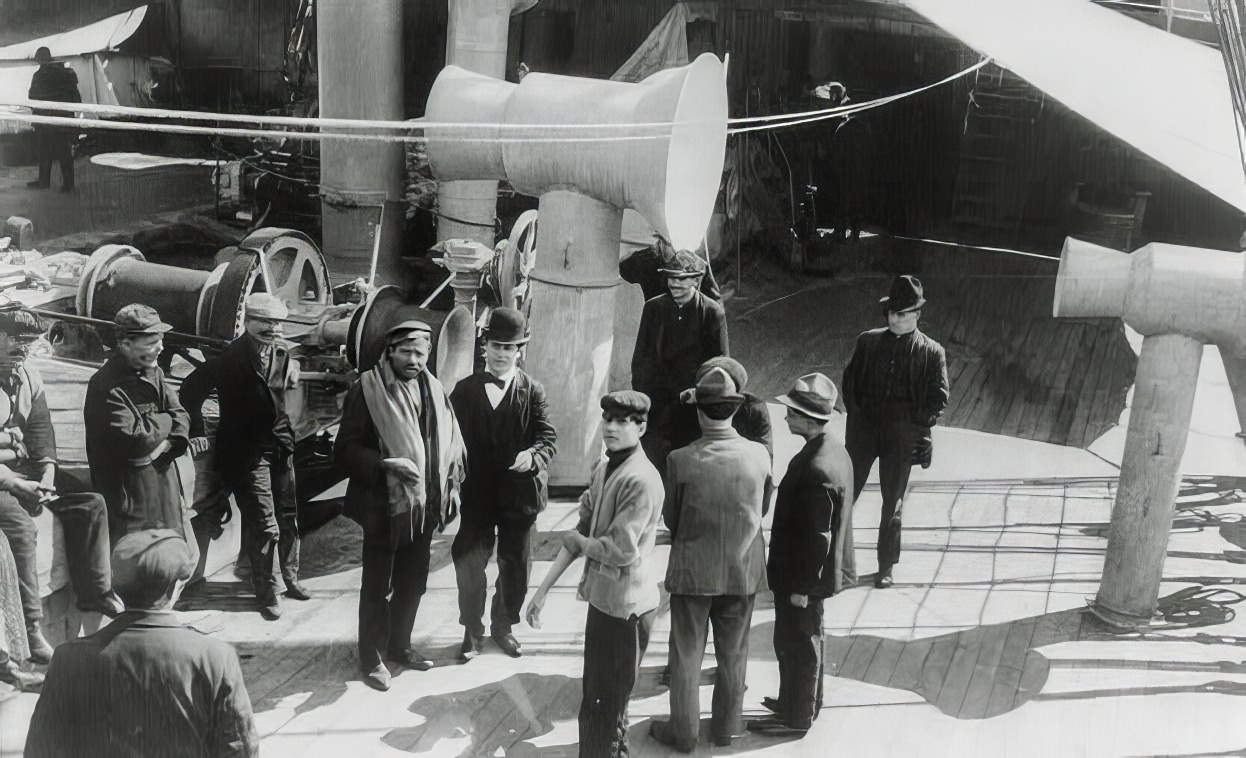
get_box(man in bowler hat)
[749,373,855,736]
[842,275,949,588]
[450,307,557,660]
[631,249,729,476]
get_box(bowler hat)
[601,390,650,420]
[384,320,432,346]
[0,304,42,339]
[695,365,744,405]
[114,303,173,336]
[775,372,839,421]
[482,307,530,345]
[658,249,707,279]
[245,293,289,321]
[111,529,194,595]
[880,275,925,312]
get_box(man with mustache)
[179,293,306,620]
[84,305,199,557]
[0,304,121,664]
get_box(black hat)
[0,304,43,339]
[880,275,926,312]
[482,307,530,345]
[34,47,52,64]
[601,390,650,420]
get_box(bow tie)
[484,374,508,388]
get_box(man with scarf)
[335,321,465,692]
[84,305,198,558]
[179,293,306,620]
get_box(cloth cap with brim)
[879,274,926,312]
[0,305,43,339]
[776,372,840,421]
[482,307,530,345]
[658,249,707,279]
[695,366,744,405]
[385,320,433,346]
[245,293,289,321]
[601,390,650,419]
[111,529,194,595]
[696,356,748,392]
[114,303,173,336]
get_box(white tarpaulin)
[0,6,147,61]
[904,0,1246,212]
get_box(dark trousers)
[358,509,435,670]
[451,513,533,636]
[0,492,111,623]
[34,127,74,190]
[579,605,655,758]
[226,453,299,604]
[668,593,755,748]
[773,598,825,728]
[845,407,917,574]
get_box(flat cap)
[695,365,744,405]
[114,303,172,336]
[111,529,194,594]
[0,304,42,339]
[696,356,748,392]
[385,319,433,346]
[658,249,707,278]
[245,292,289,321]
[601,390,651,419]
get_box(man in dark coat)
[335,321,465,691]
[842,275,949,588]
[26,47,80,192]
[179,293,307,619]
[84,305,197,556]
[450,307,557,661]
[26,529,259,757]
[631,249,729,476]
[749,373,855,736]
[0,304,121,664]
[818,82,873,242]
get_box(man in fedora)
[335,321,466,691]
[26,46,80,193]
[680,356,772,461]
[85,305,198,557]
[0,304,121,663]
[26,529,258,757]
[631,248,729,476]
[842,275,949,588]
[450,307,557,660]
[749,373,856,737]
[180,293,307,620]
[650,366,771,752]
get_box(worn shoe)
[874,570,894,589]
[747,717,810,736]
[284,581,311,601]
[649,720,694,753]
[0,658,43,692]
[77,590,124,618]
[258,600,282,621]
[491,631,522,658]
[361,663,391,692]
[26,623,53,665]
[761,696,784,715]
[459,631,485,661]
[387,648,434,671]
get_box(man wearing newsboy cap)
[749,373,856,737]
[27,529,258,757]
[85,305,198,562]
[180,292,307,620]
[842,275,949,588]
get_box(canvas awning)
[904,0,1246,212]
[0,6,148,61]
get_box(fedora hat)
[879,275,925,312]
[482,307,530,345]
[775,372,839,421]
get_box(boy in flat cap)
[180,292,306,619]
[0,304,121,664]
[749,373,856,737]
[650,366,771,752]
[631,249,729,477]
[450,307,557,661]
[335,320,466,691]
[842,275,949,588]
[84,304,198,558]
[27,529,258,758]
[525,390,665,758]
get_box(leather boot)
[26,622,54,665]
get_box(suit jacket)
[573,446,665,619]
[631,291,729,410]
[84,356,191,534]
[25,610,258,758]
[180,333,295,475]
[841,327,949,428]
[768,433,856,598]
[450,370,557,521]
